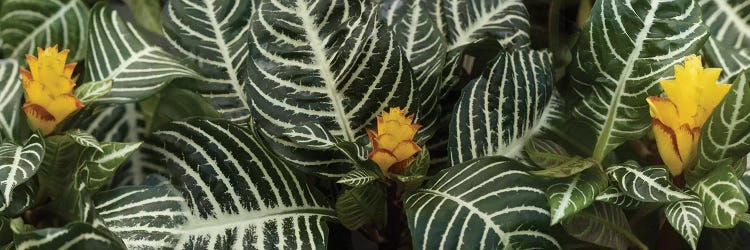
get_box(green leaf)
[284,123,340,149]
[148,87,222,133]
[567,0,709,161]
[0,133,43,212]
[335,183,387,230]
[66,130,102,152]
[524,137,571,169]
[530,157,596,178]
[665,192,704,250]
[692,71,750,184]
[441,0,530,50]
[38,133,83,198]
[0,59,26,142]
[162,0,253,121]
[337,162,383,187]
[0,217,10,246]
[562,202,644,250]
[76,141,142,191]
[246,0,419,173]
[547,167,608,225]
[449,49,553,165]
[93,176,188,249]
[404,156,559,249]
[122,0,162,35]
[381,0,447,133]
[700,0,750,81]
[141,118,335,249]
[606,161,691,202]
[73,80,112,105]
[13,222,126,249]
[0,0,89,61]
[0,180,36,217]
[86,3,199,103]
[692,165,748,228]
[595,185,642,210]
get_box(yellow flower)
[21,45,83,135]
[367,107,422,175]
[647,55,730,176]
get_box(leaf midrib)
[180,206,335,234]
[592,1,661,161]
[10,0,77,57]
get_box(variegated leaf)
[163,0,252,121]
[449,49,553,165]
[0,59,24,141]
[0,133,43,211]
[77,142,142,191]
[0,180,35,217]
[66,130,102,152]
[141,118,335,249]
[283,123,339,149]
[547,167,608,225]
[94,177,188,250]
[13,222,125,249]
[442,0,530,50]
[700,0,750,81]
[73,80,112,105]
[247,0,418,173]
[595,185,642,210]
[0,0,88,61]
[562,202,640,249]
[692,71,750,184]
[607,161,691,202]
[692,165,748,228]
[335,183,387,230]
[568,0,709,161]
[404,156,559,249]
[665,192,704,249]
[337,165,382,187]
[87,4,199,103]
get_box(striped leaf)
[547,167,608,225]
[665,192,704,249]
[141,118,335,249]
[449,49,553,165]
[73,80,112,105]
[76,142,142,191]
[0,180,35,217]
[337,163,382,187]
[607,161,691,202]
[335,183,387,230]
[700,0,750,81]
[568,0,709,161]
[283,123,339,149]
[404,156,559,249]
[692,165,748,228]
[595,185,642,210]
[442,0,530,50]
[692,71,750,184]
[12,222,126,250]
[247,0,418,173]
[381,0,447,132]
[94,177,188,250]
[0,0,88,61]
[524,137,570,169]
[163,0,253,121]
[562,202,640,250]
[0,133,43,212]
[529,157,596,178]
[0,59,24,141]
[66,130,102,152]
[742,154,750,198]
[86,4,198,103]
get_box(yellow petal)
[652,119,684,176]
[660,78,699,123]
[695,83,731,125]
[392,141,421,162]
[23,104,56,135]
[370,149,398,173]
[646,97,679,128]
[375,133,399,151]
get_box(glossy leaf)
[562,202,641,249]
[595,185,642,210]
[0,133,43,212]
[665,192,704,249]
[700,0,750,81]
[73,80,112,105]
[335,183,387,230]
[607,161,691,202]
[692,165,748,228]
[547,167,608,225]
[0,59,25,141]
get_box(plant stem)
[379,183,405,250]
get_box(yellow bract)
[647,55,730,176]
[367,107,422,175]
[21,45,83,135]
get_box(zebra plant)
[0,0,749,249]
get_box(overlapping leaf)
[665,192,704,249]
[12,222,125,250]
[86,4,198,103]
[700,0,750,81]
[567,0,709,161]
[692,165,748,228]
[547,167,608,225]
[607,161,691,202]
[0,59,24,141]
[0,133,43,211]
[0,0,88,61]
[404,156,559,249]
[141,118,335,249]
[163,0,253,121]
[449,49,553,165]
[442,0,530,50]
[595,185,642,210]
[247,0,418,173]
[94,177,188,250]
[692,71,750,183]
[562,202,641,249]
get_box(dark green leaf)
[335,183,387,230]
[547,167,608,225]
